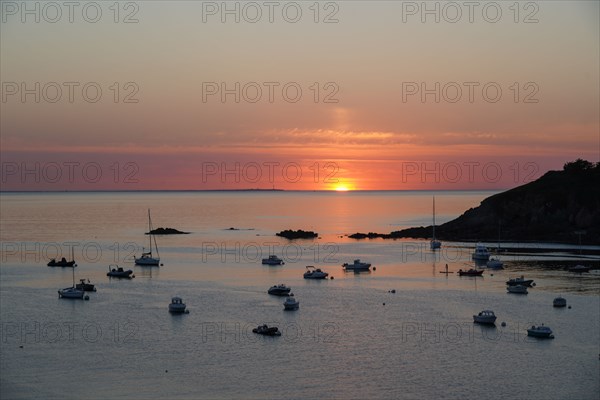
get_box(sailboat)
[430,196,441,250]
[58,265,85,299]
[135,209,161,266]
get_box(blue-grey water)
[1,191,599,399]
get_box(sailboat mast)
[432,196,436,240]
[148,209,152,255]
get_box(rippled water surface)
[1,191,599,400]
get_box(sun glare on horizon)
[334,184,352,191]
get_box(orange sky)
[1,1,598,190]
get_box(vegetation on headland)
[349,159,600,244]
[276,229,318,239]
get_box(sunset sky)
[1,1,598,190]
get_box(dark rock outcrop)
[276,229,318,239]
[146,227,190,235]
[352,160,600,244]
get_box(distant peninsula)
[276,229,318,239]
[146,227,190,235]
[349,159,600,244]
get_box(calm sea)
[1,191,599,400]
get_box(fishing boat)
[283,294,299,311]
[553,296,567,307]
[527,325,554,339]
[430,196,441,250]
[457,268,483,276]
[262,255,284,265]
[75,278,96,292]
[252,324,281,336]
[473,310,497,325]
[303,266,329,279]
[486,257,504,269]
[107,265,134,278]
[58,266,85,299]
[472,243,490,261]
[135,209,161,266]
[506,276,534,287]
[48,247,76,267]
[168,297,188,313]
[342,259,371,271]
[268,284,291,296]
[507,285,528,294]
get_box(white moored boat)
[553,296,567,308]
[135,209,160,266]
[58,266,85,299]
[268,284,291,296]
[473,310,497,325]
[506,276,534,287]
[262,255,284,265]
[472,243,490,261]
[527,325,554,338]
[342,259,371,271]
[486,257,504,269]
[283,294,299,311]
[507,285,528,294]
[303,266,329,279]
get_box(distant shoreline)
[0,189,502,193]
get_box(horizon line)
[0,188,505,193]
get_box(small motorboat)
[268,284,291,296]
[262,255,284,265]
[553,296,567,308]
[107,265,134,278]
[342,259,371,271]
[507,285,528,294]
[168,297,188,313]
[304,266,329,279]
[472,243,490,261]
[486,257,504,269]
[457,268,483,276]
[75,278,96,292]
[48,257,76,267]
[527,324,554,339]
[252,324,281,336]
[283,294,299,311]
[473,310,497,325]
[506,276,534,287]
[568,265,590,273]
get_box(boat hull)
[107,269,133,278]
[135,257,160,266]
[48,261,76,267]
[507,286,528,294]
[506,280,533,287]
[473,316,496,324]
[527,327,554,338]
[458,270,483,276]
[304,273,328,279]
[268,289,290,296]
[343,264,371,271]
[58,288,85,299]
